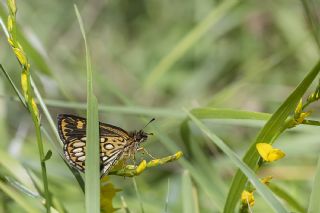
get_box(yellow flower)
[260,176,272,185]
[256,143,285,162]
[241,190,255,207]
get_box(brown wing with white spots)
[57,114,131,175]
[99,123,131,176]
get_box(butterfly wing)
[57,114,130,175]
[99,122,131,176]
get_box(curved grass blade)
[182,171,200,213]
[74,5,100,213]
[269,184,305,213]
[185,109,288,212]
[224,60,320,213]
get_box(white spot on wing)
[73,142,85,147]
[73,148,82,153]
[78,156,85,161]
[104,143,114,150]
[74,152,84,157]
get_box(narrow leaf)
[185,109,288,212]
[74,4,100,213]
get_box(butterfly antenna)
[141,118,155,130]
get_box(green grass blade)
[74,5,100,213]
[164,179,170,213]
[133,178,145,213]
[0,64,27,109]
[190,108,271,120]
[156,130,226,211]
[224,60,320,213]
[268,184,305,213]
[308,155,320,213]
[182,171,199,213]
[144,0,239,88]
[185,109,288,212]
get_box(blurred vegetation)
[0,0,320,212]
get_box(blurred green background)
[0,0,320,212]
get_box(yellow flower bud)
[295,99,303,115]
[7,0,17,15]
[174,151,183,159]
[295,111,311,124]
[7,37,15,47]
[260,176,272,185]
[13,48,27,66]
[7,15,14,33]
[136,160,147,174]
[31,98,39,120]
[21,71,28,98]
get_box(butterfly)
[57,114,154,177]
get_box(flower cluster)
[109,151,183,177]
[6,0,51,211]
[240,143,285,212]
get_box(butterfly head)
[132,118,155,143]
[133,130,151,143]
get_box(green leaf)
[182,171,199,213]
[74,4,100,213]
[185,109,288,212]
[224,60,320,213]
[43,150,52,162]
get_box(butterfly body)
[57,114,150,177]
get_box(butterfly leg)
[137,147,156,159]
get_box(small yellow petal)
[267,149,285,162]
[256,143,272,161]
[241,190,255,207]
